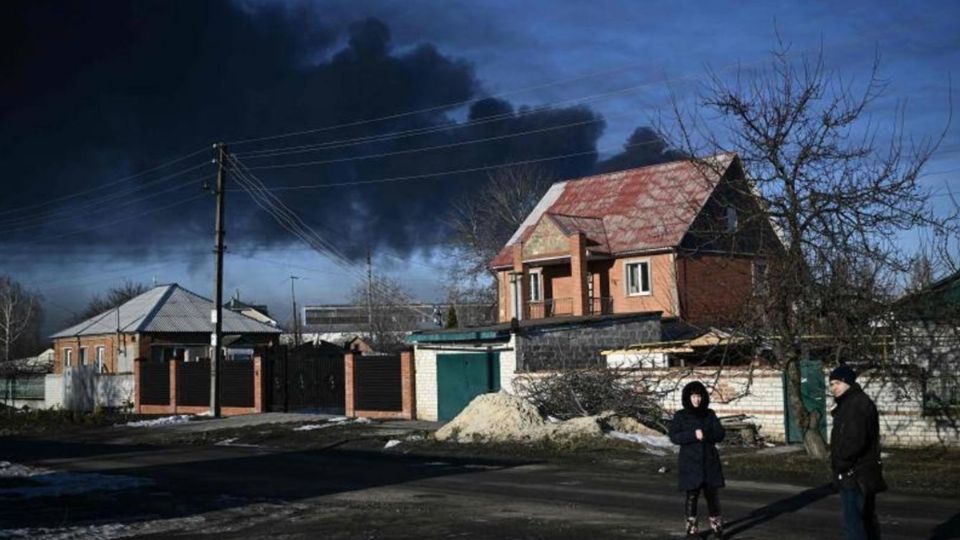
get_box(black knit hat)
[829,365,857,385]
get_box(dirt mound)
[435,392,547,442]
[435,393,609,443]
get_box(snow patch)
[384,439,402,449]
[606,431,677,455]
[122,415,193,428]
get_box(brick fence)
[134,357,263,416]
[345,351,415,420]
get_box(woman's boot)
[685,516,699,537]
[708,515,724,539]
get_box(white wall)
[45,368,134,411]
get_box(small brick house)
[490,153,782,328]
[51,283,281,375]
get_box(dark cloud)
[0,1,674,262]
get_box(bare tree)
[72,280,149,324]
[350,275,416,352]
[669,43,948,458]
[0,276,43,365]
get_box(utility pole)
[210,142,228,418]
[366,247,373,339]
[289,275,300,348]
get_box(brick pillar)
[570,232,588,316]
[344,353,355,417]
[511,243,528,320]
[134,358,142,413]
[169,359,178,413]
[400,351,416,420]
[253,355,263,413]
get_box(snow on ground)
[0,461,152,499]
[293,417,371,431]
[606,431,677,456]
[122,415,193,428]
[384,440,402,449]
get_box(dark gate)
[176,359,211,407]
[269,345,345,412]
[139,360,170,405]
[354,354,402,412]
[222,361,254,408]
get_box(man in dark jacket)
[670,381,726,538]
[829,365,886,540]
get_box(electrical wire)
[0,146,209,218]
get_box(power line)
[0,146,208,219]
[225,24,950,151]
[0,166,210,233]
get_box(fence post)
[170,359,178,413]
[254,355,263,413]
[344,353,355,417]
[134,358,142,414]
[400,350,416,420]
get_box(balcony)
[526,298,573,319]
[525,296,613,319]
[588,296,614,315]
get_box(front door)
[437,352,500,421]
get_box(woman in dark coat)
[670,381,726,538]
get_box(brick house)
[51,283,281,375]
[490,153,782,328]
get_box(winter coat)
[669,381,726,491]
[830,383,887,494]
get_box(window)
[753,260,768,295]
[96,346,105,373]
[625,260,652,296]
[78,347,87,366]
[725,206,738,232]
[528,271,542,302]
[63,348,73,368]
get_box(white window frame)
[96,346,106,373]
[752,259,768,295]
[624,258,652,296]
[78,347,88,366]
[725,206,738,232]
[63,348,73,368]
[528,270,543,302]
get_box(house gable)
[522,214,570,260]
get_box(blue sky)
[2,0,957,333]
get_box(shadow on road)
[0,437,536,531]
[930,512,960,540]
[724,483,835,538]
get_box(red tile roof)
[491,153,737,269]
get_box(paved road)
[1,438,957,539]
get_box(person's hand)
[695,429,704,441]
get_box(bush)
[515,367,666,431]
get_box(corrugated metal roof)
[491,153,736,268]
[51,284,281,338]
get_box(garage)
[437,351,500,421]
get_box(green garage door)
[437,352,500,421]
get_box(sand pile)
[435,393,547,442]
[436,392,621,443]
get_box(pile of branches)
[516,367,667,432]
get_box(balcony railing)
[588,296,614,315]
[526,297,574,319]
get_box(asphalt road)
[1,437,957,539]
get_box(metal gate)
[783,359,828,443]
[270,346,345,412]
[437,351,500,421]
[354,354,402,411]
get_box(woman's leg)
[704,486,724,537]
[685,488,701,534]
